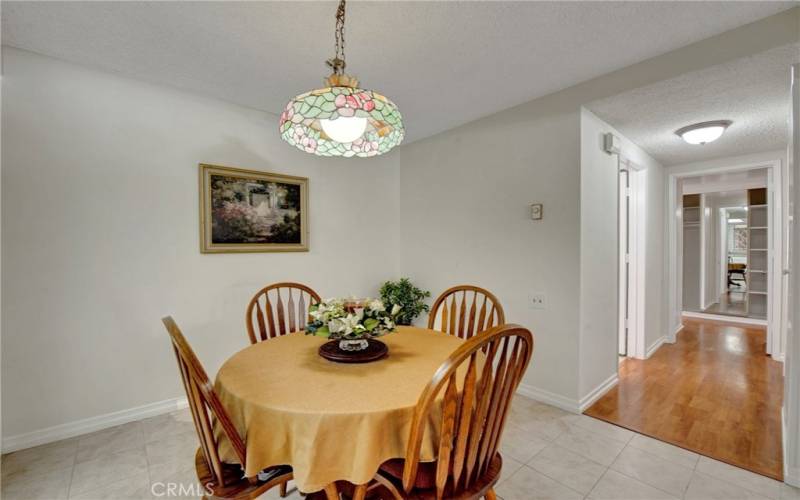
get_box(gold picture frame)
[199,163,309,253]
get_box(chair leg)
[280,480,288,497]
[353,484,368,500]
[324,482,339,500]
[485,487,497,500]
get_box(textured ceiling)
[2,1,795,145]
[589,43,798,166]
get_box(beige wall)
[0,47,401,439]
[579,109,665,401]
[398,93,583,404]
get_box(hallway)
[702,291,748,317]
[585,317,783,480]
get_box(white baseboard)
[516,383,581,414]
[579,373,619,412]
[786,467,800,488]
[2,397,188,453]
[669,323,683,343]
[681,311,767,326]
[646,336,666,358]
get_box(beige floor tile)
[496,465,583,500]
[0,464,73,500]
[554,424,626,466]
[145,433,198,468]
[563,415,634,444]
[627,433,699,469]
[588,469,678,500]
[511,397,572,420]
[1,438,78,481]
[781,483,800,500]
[696,456,782,499]
[70,448,149,496]
[497,455,524,486]
[685,472,771,500]
[150,466,207,499]
[141,410,196,445]
[527,443,606,494]
[610,445,693,498]
[76,422,145,463]
[68,472,152,499]
[499,423,549,463]
[508,400,571,441]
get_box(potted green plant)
[379,278,431,326]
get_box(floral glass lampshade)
[279,0,404,158]
[279,83,404,158]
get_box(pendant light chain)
[328,0,347,75]
[280,0,404,157]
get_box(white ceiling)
[2,1,795,145]
[589,43,798,166]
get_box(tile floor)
[2,395,798,499]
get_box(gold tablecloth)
[214,326,465,492]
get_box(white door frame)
[619,157,646,359]
[666,158,785,359]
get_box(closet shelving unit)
[682,194,702,312]
[746,188,768,319]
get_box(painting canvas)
[199,164,308,253]
[733,226,748,251]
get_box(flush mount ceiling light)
[675,120,732,145]
[279,0,404,157]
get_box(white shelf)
[749,204,768,209]
[747,270,767,273]
[749,248,768,252]
[748,290,768,295]
[748,226,767,230]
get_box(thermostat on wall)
[531,203,543,220]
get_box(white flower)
[368,299,386,312]
[328,318,345,334]
[391,303,402,316]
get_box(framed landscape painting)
[199,164,308,253]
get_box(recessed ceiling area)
[2,1,795,145]
[681,168,769,195]
[588,43,798,166]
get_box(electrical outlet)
[529,293,545,309]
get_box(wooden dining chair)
[427,286,505,339]
[372,324,534,500]
[246,282,321,344]
[162,316,293,499]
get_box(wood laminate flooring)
[585,317,783,480]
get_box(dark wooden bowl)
[319,339,388,363]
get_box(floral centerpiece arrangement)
[306,298,402,352]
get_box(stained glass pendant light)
[279,0,404,157]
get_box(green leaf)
[364,318,379,331]
[314,325,330,338]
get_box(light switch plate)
[529,293,545,309]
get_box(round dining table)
[213,326,465,493]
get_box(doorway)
[617,159,644,359]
